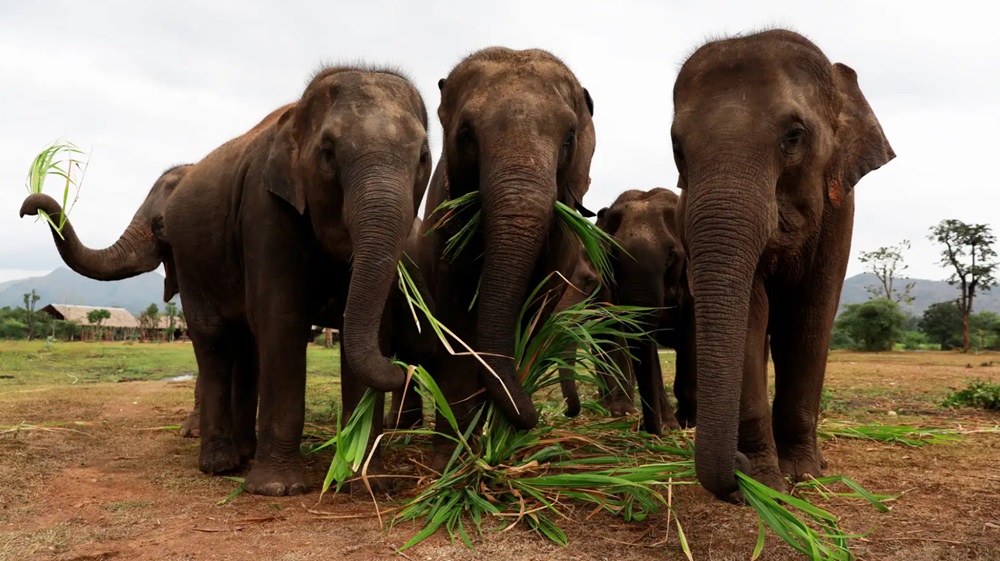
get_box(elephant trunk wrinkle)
[341,170,413,393]
[472,172,555,430]
[20,192,163,281]
[684,183,770,501]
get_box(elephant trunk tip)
[20,193,59,218]
[696,447,751,502]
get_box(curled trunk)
[20,193,164,281]
[340,162,413,392]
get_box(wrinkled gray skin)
[594,188,696,433]
[414,47,597,465]
[164,66,431,496]
[552,244,600,418]
[20,164,190,302]
[671,30,894,501]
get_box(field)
[1,341,998,561]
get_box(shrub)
[901,331,928,351]
[834,298,906,352]
[941,379,1000,411]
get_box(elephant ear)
[264,109,307,214]
[565,87,597,217]
[825,63,895,208]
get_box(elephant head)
[20,164,190,298]
[436,48,596,429]
[670,30,894,499]
[597,188,686,314]
[263,67,431,393]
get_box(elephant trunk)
[341,156,414,393]
[684,172,774,501]
[20,193,163,281]
[473,160,555,430]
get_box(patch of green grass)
[942,379,1000,411]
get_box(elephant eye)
[318,145,336,173]
[780,125,806,155]
[456,123,475,146]
[560,130,576,161]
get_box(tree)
[22,289,40,340]
[858,240,915,304]
[918,301,964,349]
[929,220,998,352]
[970,311,1000,351]
[164,301,179,341]
[141,303,160,341]
[86,308,111,339]
[833,298,907,352]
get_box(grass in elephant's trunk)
[324,196,895,560]
[24,139,89,239]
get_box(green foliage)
[25,139,89,239]
[858,240,915,304]
[901,331,928,351]
[0,306,80,341]
[919,301,963,349]
[829,325,854,350]
[941,379,1000,411]
[86,308,111,326]
[834,298,906,352]
[970,311,1000,351]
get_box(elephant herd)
[20,29,894,504]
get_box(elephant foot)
[601,396,636,417]
[660,413,680,432]
[235,437,257,465]
[778,448,826,483]
[563,395,581,418]
[179,409,200,438]
[199,435,240,474]
[746,452,790,494]
[674,405,696,429]
[245,463,308,496]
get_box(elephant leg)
[244,320,308,496]
[189,319,240,474]
[634,341,664,434]
[673,302,697,429]
[231,329,258,464]
[558,346,581,418]
[429,353,486,473]
[770,290,837,481]
[179,373,202,438]
[737,281,785,492]
[386,378,424,429]
[598,338,636,417]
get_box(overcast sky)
[2,1,997,285]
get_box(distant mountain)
[0,268,178,315]
[839,273,1000,317]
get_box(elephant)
[20,163,191,303]
[161,65,431,496]
[412,47,597,460]
[670,29,894,500]
[18,166,250,442]
[593,188,697,433]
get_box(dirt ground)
[1,344,999,560]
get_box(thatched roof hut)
[40,304,139,328]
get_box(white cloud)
[2,1,996,283]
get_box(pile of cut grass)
[323,195,896,560]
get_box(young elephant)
[595,188,697,434]
[164,66,431,496]
[415,47,597,460]
[671,30,894,500]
